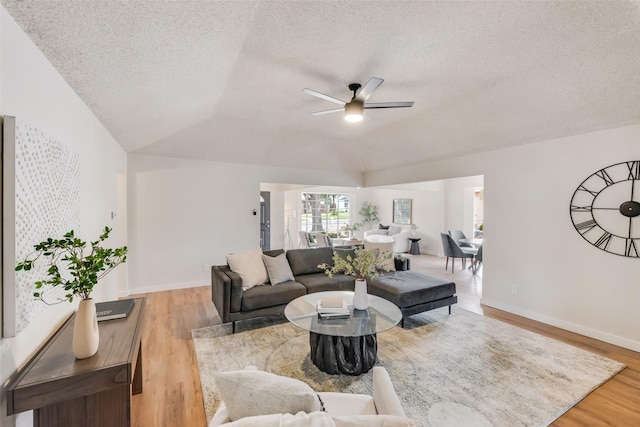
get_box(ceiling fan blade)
[302,88,346,106]
[355,77,384,102]
[364,101,414,109]
[311,108,344,116]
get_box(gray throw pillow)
[262,253,295,285]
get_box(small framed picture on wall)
[392,199,412,224]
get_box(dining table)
[459,238,482,270]
[459,238,483,247]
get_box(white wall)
[365,187,442,254]
[366,124,640,351]
[127,154,361,294]
[0,7,127,427]
[353,177,482,256]
[365,173,485,255]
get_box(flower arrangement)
[318,247,392,281]
[15,226,128,304]
[340,222,363,238]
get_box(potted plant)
[15,226,127,359]
[318,247,391,310]
[340,222,363,239]
[359,202,380,230]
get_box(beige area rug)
[192,308,625,426]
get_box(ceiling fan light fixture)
[304,77,413,122]
[344,101,364,123]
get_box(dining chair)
[440,233,477,273]
[315,232,330,248]
[298,231,318,248]
[298,231,308,248]
[472,243,483,274]
[448,229,473,248]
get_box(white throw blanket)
[221,411,335,427]
[220,412,412,427]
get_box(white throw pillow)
[215,370,321,421]
[262,253,295,285]
[332,415,411,427]
[387,225,402,236]
[226,247,268,290]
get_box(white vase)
[353,279,369,310]
[73,299,100,359]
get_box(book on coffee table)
[316,297,349,317]
[96,299,135,321]
[317,312,350,320]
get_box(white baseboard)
[481,298,640,352]
[123,280,209,296]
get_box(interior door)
[260,191,270,251]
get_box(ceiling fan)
[303,77,414,123]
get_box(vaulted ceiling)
[3,1,640,173]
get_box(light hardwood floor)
[130,254,640,426]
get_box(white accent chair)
[298,231,318,248]
[315,232,331,248]
[364,227,411,253]
[209,367,407,426]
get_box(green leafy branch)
[15,226,127,304]
[359,201,380,225]
[319,247,391,281]
[341,223,363,232]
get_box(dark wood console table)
[6,297,145,427]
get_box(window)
[300,193,351,237]
[474,189,484,237]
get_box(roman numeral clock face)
[570,161,640,257]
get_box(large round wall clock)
[570,160,640,257]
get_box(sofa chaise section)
[368,271,457,325]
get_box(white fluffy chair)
[364,228,411,253]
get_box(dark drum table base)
[309,332,377,375]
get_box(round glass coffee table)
[284,291,402,376]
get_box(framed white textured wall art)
[392,198,412,225]
[2,116,80,337]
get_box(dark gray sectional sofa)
[211,247,457,332]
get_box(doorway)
[260,191,270,251]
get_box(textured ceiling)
[3,1,640,173]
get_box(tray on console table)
[6,297,145,427]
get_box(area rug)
[192,308,625,426]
